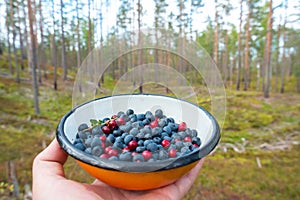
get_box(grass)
[0,57,300,199]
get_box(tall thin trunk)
[60,0,67,80]
[88,0,92,53]
[236,0,243,90]
[10,0,20,83]
[280,0,287,94]
[137,0,143,93]
[76,0,81,69]
[16,5,25,70]
[213,0,219,67]
[244,0,251,91]
[274,25,281,92]
[263,0,273,98]
[51,0,57,90]
[27,0,40,114]
[5,5,13,75]
[39,0,47,79]
[22,1,30,72]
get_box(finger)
[33,138,68,178]
[172,158,205,198]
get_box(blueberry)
[144,133,152,139]
[152,152,159,160]
[115,136,123,143]
[132,121,143,129]
[137,114,145,121]
[91,146,103,156]
[158,149,168,160]
[74,143,85,151]
[78,123,88,131]
[142,118,151,125]
[147,143,158,152]
[124,135,134,145]
[155,109,163,118]
[113,129,122,137]
[163,136,171,141]
[109,156,119,161]
[85,147,92,154]
[78,131,87,139]
[148,158,156,162]
[185,128,192,136]
[143,126,152,133]
[163,126,172,134]
[120,124,132,132]
[126,109,134,115]
[161,132,169,139]
[91,126,103,135]
[180,146,191,154]
[143,139,153,147]
[191,129,198,137]
[136,146,146,153]
[107,134,115,144]
[117,111,125,117]
[133,154,145,162]
[178,131,186,139]
[102,117,110,123]
[129,127,139,136]
[167,118,175,123]
[184,142,193,148]
[145,111,155,121]
[153,137,162,144]
[138,140,144,146]
[119,152,132,161]
[158,119,166,127]
[91,137,101,147]
[113,141,124,149]
[152,127,162,136]
[136,132,145,139]
[85,137,93,147]
[175,141,184,150]
[192,137,201,146]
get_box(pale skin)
[32,139,204,200]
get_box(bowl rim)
[56,94,220,172]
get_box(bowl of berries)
[56,94,220,190]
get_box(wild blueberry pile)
[73,109,202,162]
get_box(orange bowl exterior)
[76,159,200,190]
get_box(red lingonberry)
[142,150,152,161]
[178,122,187,131]
[161,139,170,148]
[184,136,192,143]
[116,118,126,125]
[108,120,117,129]
[100,154,109,159]
[128,140,138,150]
[168,149,177,157]
[102,126,111,134]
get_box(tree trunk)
[5,4,13,75]
[76,0,81,69]
[39,0,47,79]
[60,0,67,81]
[88,0,92,54]
[280,0,287,94]
[27,0,40,114]
[137,0,143,94]
[16,5,26,71]
[244,0,251,91]
[274,25,281,92]
[213,0,219,67]
[22,1,31,73]
[10,0,20,83]
[236,0,243,90]
[7,161,19,198]
[51,0,57,90]
[263,0,273,98]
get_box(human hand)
[32,139,204,200]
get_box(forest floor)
[0,61,300,199]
